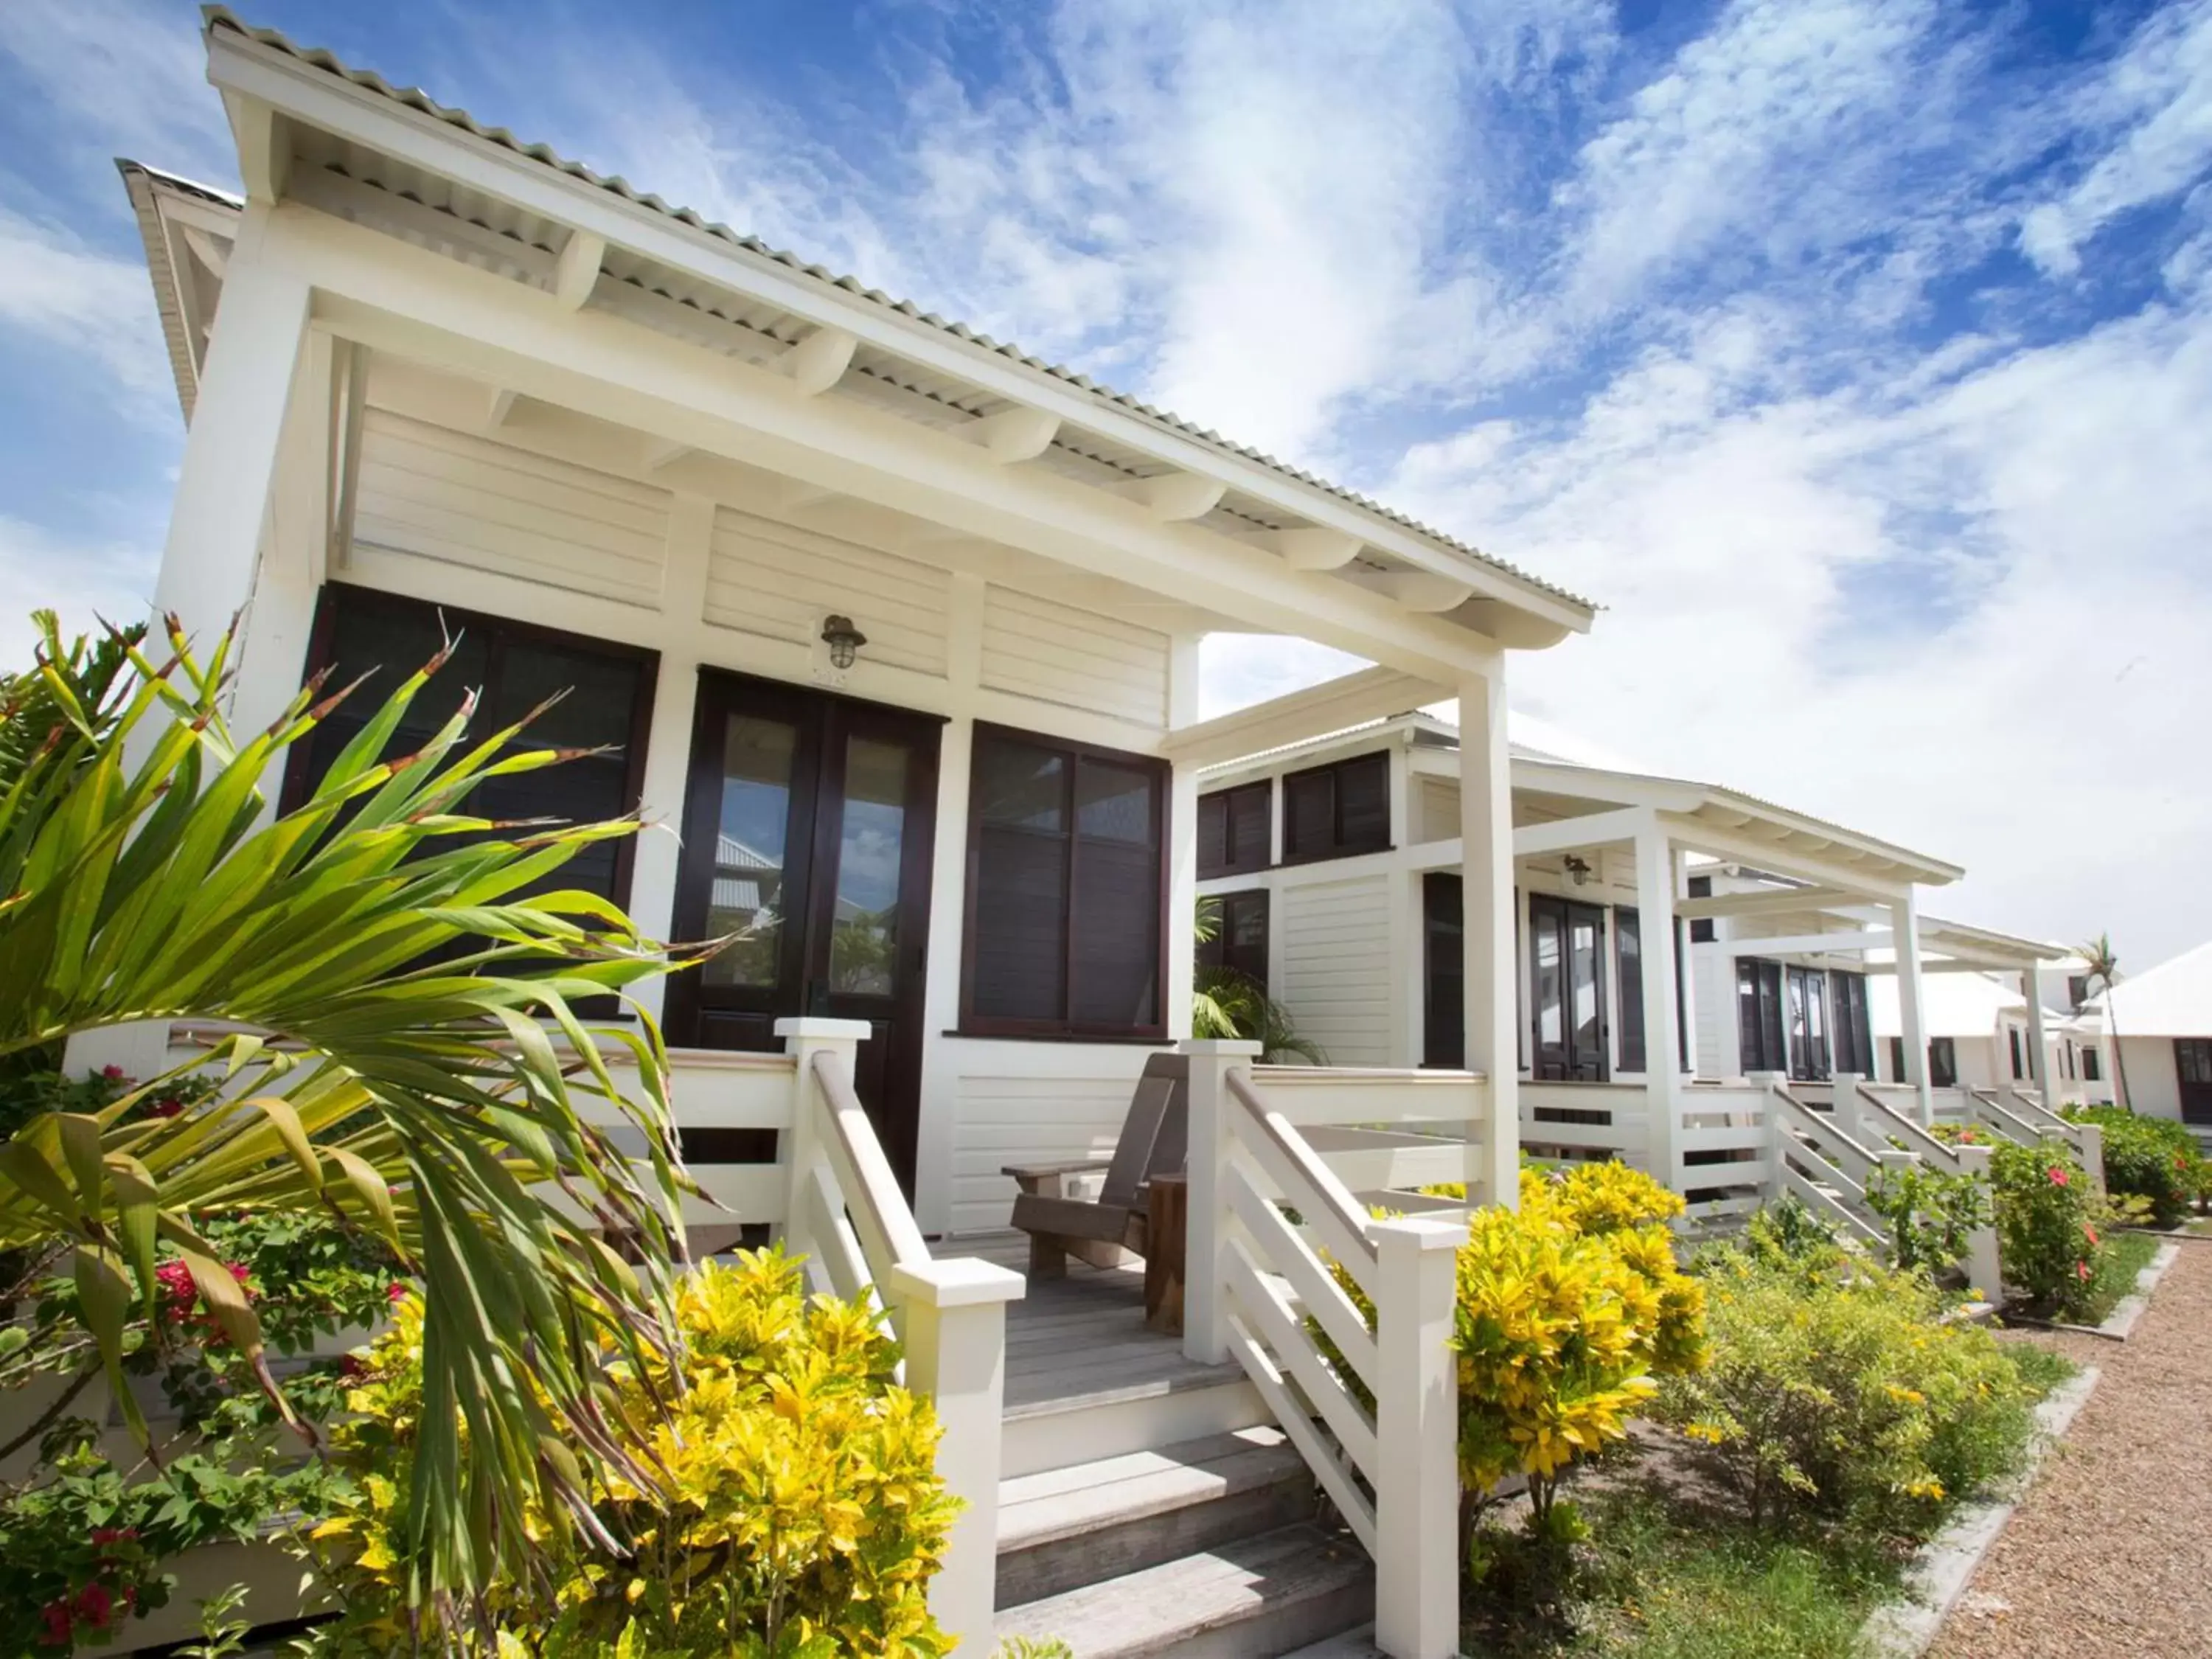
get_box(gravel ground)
[1930,1240,2212,1659]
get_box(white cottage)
[96,13,1604,1655]
[2098,939,2212,1129]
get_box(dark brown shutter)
[1197,792,1231,877]
[1283,768,1333,860]
[1223,891,1269,989]
[970,735,1070,1022]
[1336,753,1389,852]
[1230,783,1271,871]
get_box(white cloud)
[0,206,172,409]
[0,514,157,647]
[2020,0,2212,276]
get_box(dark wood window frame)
[1616,905,1646,1074]
[1279,751,1391,866]
[285,580,659,911]
[1197,780,1273,879]
[2083,1046,2102,1082]
[1197,888,1270,993]
[958,721,1172,1041]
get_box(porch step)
[993,1521,1373,1659]
[1001,1360,1270,1478]
[996,1427,1315,1607]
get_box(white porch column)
[891,1256,1024,1654]
[1180,1038,1262,1366]
[2022,970,2053,1110]
[1672,847,1699,1079]
[1459,664,1520,1210]
[1166,636,1203,1042]
[1634,819,1679,1189]
[1891,891,1933,1125]
[150,226,313,660]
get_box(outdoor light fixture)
[1562,854,1593,887]
[819,614,867,670]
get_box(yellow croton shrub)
[299,1250,958,1658]
[1451,1164,1708,1519]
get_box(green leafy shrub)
[2065,1105,2204,1225]
[1862,1162,1991,1276]
[1988,1141,2108,1318]
[1663,1214,2051,1537]
[301,1248,957,1658]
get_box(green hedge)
[2065,1105,2205,1226]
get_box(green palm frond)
[0,613,700,1608]
[1193,965,1328,1065]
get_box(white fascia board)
[1513,807,1652,858]
[206,30,1591,638]
[1656,813,1912,902]
[1164,667,1445,769]
[1674,884,1864,921]
[264,206,1495,679]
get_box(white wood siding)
[706,507,952,677]
[1418,778,1460,844]
[940,1044,1158,1235]
[1692,947,1732,1077]
[979,585,1169,728]
[352,410,670,604]
[1279,874,1395,1067]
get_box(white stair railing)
[1183,1040,1464,1659]
[1836,1075,2001,1297]
[774,1019,1020,1655]
[2002,1087,2106,1190]
[1750,1072,1896,1253]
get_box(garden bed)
[2003,1233,2168,1338]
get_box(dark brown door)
[1787,966,1830,1082]
[664,671,941,1194]
[1530,893,1608,1081]
[2177,1040,2212,1126]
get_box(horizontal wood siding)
[1417,777,1459,844]
[352,411,671,604]
[1279,874,1394,1067]
[706,508,952,677]
[944,1047,1159,1234]
[980,585,1169,728]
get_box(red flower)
[2178,1154,2189,1172]
[39,1600,71,1646]
[2084,1225,2101,1246]
[2048,1166,2070,1187]
[99,1065,126,1082]
[387,1281,410,1304]
[2076,1259,2093,1281]
[89,1526,137,1548]
[338,1353,369,1381]
[155,1259,198,1321]
[72,1583,114,1630]
[147,1096,184,1119]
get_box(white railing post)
[1953,1141,2003,1300]
[1370,1217,1464,1659]
[1747,1071,1788,1203]
[775,1018,870,1274]
[1180,1038,1262,1366]
[1830,1073,1868,1145]
[891,1257,1025,1655]
[2075,1121,2105,1194]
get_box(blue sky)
[1,0,2209,970]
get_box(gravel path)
[1930,1239,2212,1659]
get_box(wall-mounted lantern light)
[1562,854,1593,887]
[819,615,867,671]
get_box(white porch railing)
[1184,1041,1472,1659]
[1832,1076,2001,1296]
[771,1020,1021,1654]
[1749,1072,1897,1252]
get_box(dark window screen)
[1197,782,1271,877]
[1281,752,1390,863]
[1616,906,1646,1073]
[1197,889,1270,992]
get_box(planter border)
[1860,1363,2102,1659]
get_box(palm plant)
[2079,931,2129,1110]
[1191,899,1326,1064]
[0,613,698,1615]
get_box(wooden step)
[997,1428,1316,1607]
[1001,1357,1270,1479]
[994,1523,1373,1659]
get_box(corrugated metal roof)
[116,159,245,420]
[201,7,1593,617]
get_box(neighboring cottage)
[2098,939,2212,1128]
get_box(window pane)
[703,716,797,990]
[1336,754,1390,850]
[1197,793,1230,876]
[1077,759,1156,844]
[1230,784,1270,868]
[978,741,1065,831]
[1569,911,1602,1057]
[1284,771,1333,860]
[1537,914,1564,1046]
[1071,838,1158,1026]
[827,736,908,997]
[1616,908,1645,1073]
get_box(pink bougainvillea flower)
[40,1600,72,1646]
[387,1281,410,1304]
[2076,1259,2093,1281]
[146,1096,184,1119]
[2084,1224,2100,1246]
[88,1526,137,1548]
[100,1065,126,1082]
[2048,1166,2070,1187]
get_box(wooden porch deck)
[947,1231,1244,1420]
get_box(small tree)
[2078,933,2129,1110]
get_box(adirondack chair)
[1001,1053,1189,1279]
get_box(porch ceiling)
[185,10,1596,664]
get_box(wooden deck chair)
[1001,1054,1189,1279]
